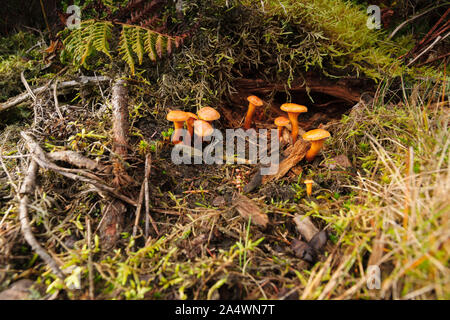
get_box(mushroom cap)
[304,179,314,184]
[302,129,331,141]
[185,112,198,120]
[274,116,290,127]
[198,107,220,122]
[194,120,214,137]
[167,110,189,122]
[247,95,264,107]
[280,103,308,114]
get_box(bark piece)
[293,215,319,242]
[262,138,310,184]
[234,193,268,228]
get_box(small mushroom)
[304,179,314,197]
[198,107,220,125]
[244,95,264,130]
[302,129,331,162]
[185,112,198,140]
[167,110,189,144]
[274,116,290,141]
[280,103,308,143]
[194,119,214,145]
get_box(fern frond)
[155,34,167,59]
[119,26,136,75]
[133,27,145,65]
[144,30,158,62]
[92,21,113,59]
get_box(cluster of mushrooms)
[166,95,331,196]
[242,95,331,163]
[166,107,220,145]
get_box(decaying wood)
[233,193,268,228]
[19,160,65,279]
[111,79,133,187]
[0,76,111,113]
[262,138,311,184]
[233,77,363,104]
[293,215,319,242]
[21,132,137,206]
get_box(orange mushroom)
[302,129,331,161]
[274,116,290,141]
[280,103,307,144]
[185,112,198,139]
[194,120,214,146]
[304,179,314,197]
[167,110,189,144]
[198,107,220,125]
[244,95,264,130]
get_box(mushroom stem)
[186,118,195,138]
[305,183,313,196]
[287,113,300,144]
[243,104,256,130]
[305,139,325,162]
[172,121,185,144]
[277,125,283,141]
[306,183,312,196]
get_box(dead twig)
[19,160,65,279]
[388,5,447,40]
[407,31,450,67]
[47,150,108,172]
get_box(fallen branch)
[19,160,65,279]
[0,76,111,113]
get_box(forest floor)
[0,28,449,300]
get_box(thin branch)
[19,160,65,279]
